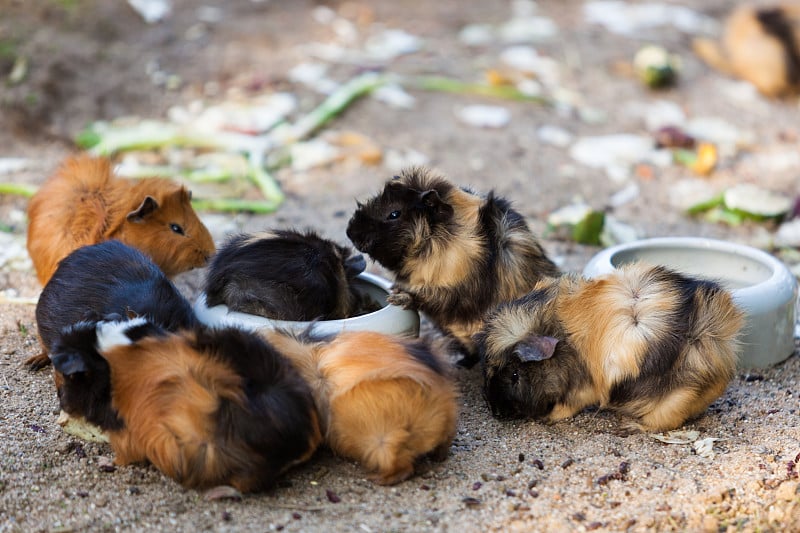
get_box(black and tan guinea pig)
[478,263,744,432]
[204,229,368,321]
[263,329,459,485]
[27,154,215,286]
[28,239,198,370]
[346,167,560,366]
[693,4,800,97]
[50,317,322,492]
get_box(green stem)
[282,72,386,143]
[407,75,551,104]
[191,197,282,214]
[0,182,38,198]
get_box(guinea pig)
[26,154,215,286]
[204,229,367,321]
[51,317,322,492]
[692,4,800,97]
[478,263,744,432]
[346,166,560,366]
[28,239,198,370]
[263,329,459,485]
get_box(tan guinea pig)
[692,4,800,97]
[479,263,744,432]
[27,154,215,285]
[264,329,460,485]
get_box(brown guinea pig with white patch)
[692,4,800,97]
[51,317,322,492]
[27,154,215,286]
[263,329,459,485]
[346,167,560,366]
[204,229,367,321]
[478,263,744,432]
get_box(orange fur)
[26,155,215,285]
[101,331,321,491]
[265,330,459,484]
[693,4,800,97]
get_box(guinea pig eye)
[386,210,401,221]
[511,371,519,385]
[170,223,185,235]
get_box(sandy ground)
[1,1,799,531]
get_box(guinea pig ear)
[127,196,159,222]
[51,351,88,376]
[419,190,455,218]
[513,334,559,363]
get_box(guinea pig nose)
[345,254,367,276]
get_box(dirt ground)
[1,1,799,531]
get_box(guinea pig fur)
[346,167,560,365]
[478,263,744,432]
[692,4,800,97]
[263,329,459,485]
[27,154,215,286]
[52,317,322,492]
[204,229,367,321]
[29,239,198,370]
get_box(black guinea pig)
[204,229,367,321]
[31,239,199,435]
[478,263,744,432]
[51,317,322,492]
[346,167,560,366]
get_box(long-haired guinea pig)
[346,166,560,365]
[692,4,800,97]
[28,239,198,370]
[50,317,322,492]
[478,263,744,432]
[204,229,367,321]
[27,154,215,286]
[263,329,459,485]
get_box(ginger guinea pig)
[478,263,744,432]
[51,318,322,492]
[204,229,367,321]
[264,329,459,485]
[27,154,215,285]
[30,239,198,370]
[692,4,800,97]
[346,167,559,365]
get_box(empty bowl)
[193,272,420,337]
[583,237,798,368]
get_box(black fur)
[757,7,800,85]
[50,321,124,431]
[404,338,446,376]
[166,325,320,490]
[36,240,198,355]
[204,230,366,321]
[37,240,198,423]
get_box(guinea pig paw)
[24,352,52,371]
[386,290,415,309]
[369,464,415,486]
[203,485,243,501]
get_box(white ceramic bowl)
[583,237,798,368]
[193,272,420,337]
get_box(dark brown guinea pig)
[346,167,560,365]
[693,4,800,97]
[27,154,215,286]
[478,263,744,432]
[204,229,367,321]
[29,239,198,370]
[52,317,322,492]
